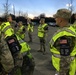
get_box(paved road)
[25,26,59,75]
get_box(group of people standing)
[0,15,35,75]
[1,8,76,75]
[0,13,48,75]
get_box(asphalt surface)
[25,25,59,75]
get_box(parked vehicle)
[32,22,39,26]
[47,22,58,27]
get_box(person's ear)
[59,19,62,23]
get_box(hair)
[70,13,75,24]
[7,14,16,20]
[0,17,6,22]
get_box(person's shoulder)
[0,22,7,28]
[4,22,10,25]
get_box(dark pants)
[39,37,45,52]
[28,32,32,42]
[8,53,23,75]
[0,64,8,75]
[21,55,35,75]
[8,67,21,75]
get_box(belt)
[53,53,75,61]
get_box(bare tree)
[23,12,28,18]
[3,0,10,17]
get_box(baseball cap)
[53,8,71,19]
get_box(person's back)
[15,35,35,75]
[0,21,14,74]
[6,15,35,75]
[1,16,23,75]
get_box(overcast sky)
[0,0,76,18]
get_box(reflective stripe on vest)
[2,25,12,32]
[16,35,30,53]
[1,22,14,38]
[53,54,75,61]
[50,26,76,47]
[27,24,33,32]
[18,39,24,43]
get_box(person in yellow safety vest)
[71,13,76,74]
[27,18,34,42]
[7,15,35,75]
[17,21,26,40]
[37,18,48,55]
[6,15,18,33]
[0,17,14,75]
[49,8,76,75]
[16,35,35,75]
[1,16,23,75]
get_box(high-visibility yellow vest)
[38,23,47,37]
[17,25,25,39]
[49,26,76,72]
[1,22,14,38]
[71,21,76,72]
[16,35,30,53]
[50,26,76,56]
[1,22,32,58]
[16,35,32,58]
[27,24,33,32]
[0,25,1,35]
